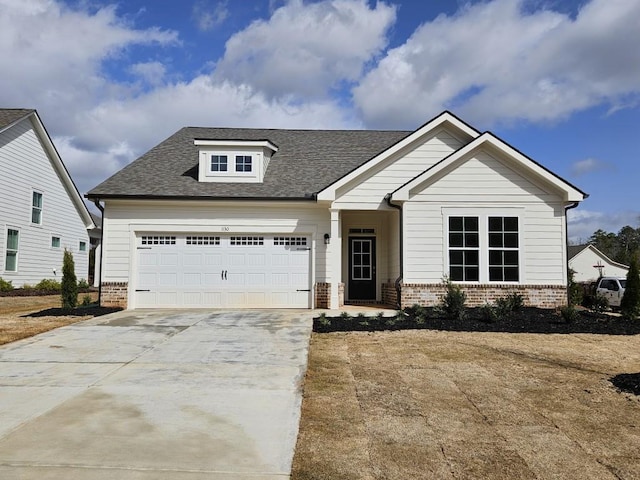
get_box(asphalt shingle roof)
[568,244,587,260]
[87,127,412,199]
[0,109,34,130]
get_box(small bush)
[506,292,525,312]
[621,258,640,320]
[591,293,609,314]
[22,283,33,290]
[568,269,583,306]
[61,249,78,310]
[35,278,61,292]
[384,316,397,327]
[439,279,467,321]
[81,294,93,306]
[560,305,580,323]
[339,311,351,320]
[0,277,13,292]
[317,313,331,327]
[480,302,498,323]
[78,278,90,290]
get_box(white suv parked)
[596,277,627,308]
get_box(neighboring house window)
[235,155,252,172]
[51,236,61,248]
[448,217,479,281]
[5,229,19,272]
[32,191,43,224]
[488,216,519,282]
[211,155,228,172]
[79,241,87,252]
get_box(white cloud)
[570,157,611,177]
[353,0,640,128]
[129,61,167,86]
[215,0,396,98]
[192,0,229,32]
[568,208,640,244]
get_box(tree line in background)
[582,225,640,265]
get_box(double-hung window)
[32,191,43,225]
[51,236,61,248]
[447,215,520,282]
[210,155,228,172]
[448,217,479,281]
[235,155,252,172]
[5,229,19,272]
[488,217,519,281]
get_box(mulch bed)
[610,373,640,396]
[314,307,640,335]
[22,305,122,318]
[0,288,95,297]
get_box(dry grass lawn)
[0,293,98,345]
[292,330,640,480]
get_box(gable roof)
[0,109,34,132]
[392,132,587,202]
[87,127,411,200]
[0,108,95,229]
[568,244,629,269]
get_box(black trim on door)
[348,236,376,301]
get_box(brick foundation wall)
[400,283,568,309]
[382,282,399,308]
[315,282,330,308]
[101,282,128,308]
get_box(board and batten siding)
[101,200,331,284]
[333,129,463,208]
[402,150,568,285]
[0,117,89,286]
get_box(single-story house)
[1,108,94,286]
[568,244,629,283]
[87,111,586,310]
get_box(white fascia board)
[194,139,278,153]
[316,111,479,201]
[393,132,586,203]
[588,245,629,269]
[29,112,96,229]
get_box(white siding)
[0,118,90,286]
[101,200,330,298]
[569,249,628,283]
[333,130,463,208]
[403,149,568,286]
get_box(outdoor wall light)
[324,233,331,245]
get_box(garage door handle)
[221,270,227,280]
[224,270,227,280]
[297,289,311,292]
[135,289,150,292]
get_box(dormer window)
[195,139,278,184]
[235,155,252,172]
[211,155,228,172]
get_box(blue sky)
[1,0,638,242]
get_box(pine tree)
[621,257,640,320]
[61,249,78,310]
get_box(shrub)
[560,305,580,323]
[621,258,640,320]
[439,279,467,321]
[568,269,583,306]
[591,293,609,315]
[22,283,33,290]
[506,292,525,312]
[480,302,498,323]
[0,277,13,292]
[81,294,93,306]
[61,249,78,310]
[78,278,90,290]
[339,311,351,320]
[317,313,331,327]
[35,278,61,292]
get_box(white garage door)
[135,234,311,308]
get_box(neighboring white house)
[0,109,94,287]
[87,111,586,310]
[568,244,629,283]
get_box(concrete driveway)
[0,309,314,479]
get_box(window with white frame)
[51,236,61,248]
[447,215,520,282]
[32,191,43,225]
[79,240,87,252]
[5,229,19,272]
[210,155,228,172]
[448,217,479,281]
[488,216,519,281]
[235,155,252,172]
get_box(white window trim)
[442,207,524,284]
[31,190,43,226]
[79,240,87,252]
[4,226,20,273]
[51,235,61,249]
[205,151,257,177]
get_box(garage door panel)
[135,234,310,308]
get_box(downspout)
[384,193,403,309]
[93,199,104,306]
[564,201,580,306]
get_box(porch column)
[329,208,342,309]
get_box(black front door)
[348,237,376,301]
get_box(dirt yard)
[292,330,640,479]
[0,293,99,345]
